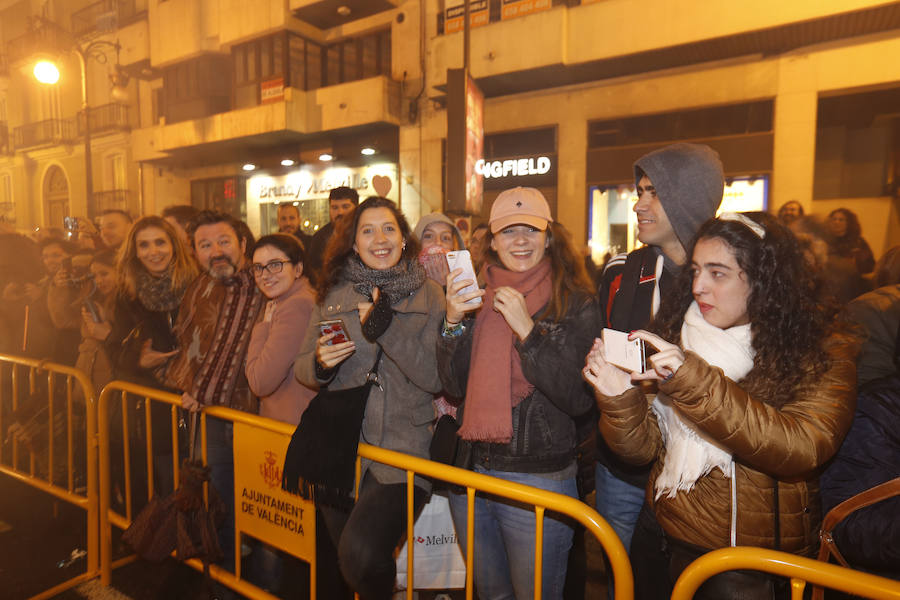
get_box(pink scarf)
[458,259,552,443]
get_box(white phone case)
[446,250,482,306]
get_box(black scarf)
[135,270,184,313]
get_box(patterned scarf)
[459,259,552,443]
[135,269,183,312]
[342,254,426,303]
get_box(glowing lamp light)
[281,159,295,166]
[33,60,61,85]
[303,220,310,227]
[242,163,257,171]
[360,147,376,156]
[318,153,333,161]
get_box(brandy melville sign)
[232,421,315,563]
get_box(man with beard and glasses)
[164,210,264,593]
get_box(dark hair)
[187,210,250,252]
[328,186,359,205]
[472,223,489,235]
[276,203,300,217]
[99,208,133,223]
[652,212,837,404]
[39,238,78,255]
[484,221,594,322]
[828,208,862,241]
[90,248,117,268]
[777,201,805,220]
[161,204,199,228]
[253,233,305,268]
[317,196,419,302]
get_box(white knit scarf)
[651,301,755,500]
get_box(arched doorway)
[43,165,69,229]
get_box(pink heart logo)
[372,175,392,197]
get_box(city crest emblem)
[259,450,282,489]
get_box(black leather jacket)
[437,293,599,473]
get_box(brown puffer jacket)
[598,332,857,556]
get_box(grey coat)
[295,277,445,491]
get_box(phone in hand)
[602,328,646,373]
[318,319,350,345]
[83,297,101,323]
[446,250,482,306]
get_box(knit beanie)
[634,143,725,250]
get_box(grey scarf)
[343,255,426,303]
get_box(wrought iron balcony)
[13,119,78,149]
[78,103,131,136]
[71,0,140,37]
[91,189,131,214]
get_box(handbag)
[812,477,900,600]
[429,414,461,465]
[282,348,383,508]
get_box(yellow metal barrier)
[671,547,900,600]
[356,443,634,600]
[0,353,99,600]
[96,380,631,600]
[97,380,315,600]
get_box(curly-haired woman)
[584,212,857,600]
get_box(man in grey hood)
[593,143,724,561]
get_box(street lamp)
[32,38,126,217]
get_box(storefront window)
[587,176,768,265]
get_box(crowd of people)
[0,144,898,600]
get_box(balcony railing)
[14,119,78,149]
[78,104,131,136]
[91,189,131,215]
[72,0,139,36]
[6,21,72,65]
[0,123,10,155]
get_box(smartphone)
[318,319,350,345]
[83,297,101,323]
[63,216,78,232]
[446,250,482,306]
[602,328,646,373]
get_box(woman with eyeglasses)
[246,233,317,425]
[244,233,317,595]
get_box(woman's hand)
[583,338,634,399]
[139,339,178,369]
[316,333,356,369]
[492,286,534,341]
[81,307,111,341]
[629,330,685,382]
[445,268,485,325]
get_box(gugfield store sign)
[476,154,556,190]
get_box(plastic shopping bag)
[395,493,466,590]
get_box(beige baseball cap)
[488,187,553,234]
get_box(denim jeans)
[594,462,645,552]
[320,473,428,600]
[447,467,577,600]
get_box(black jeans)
[630,505,790,600]
[320,472,428,600]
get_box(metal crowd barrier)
[0,353,99,600]
[97,380,311,600]
[670,547,900,600]
[356,443,634,600]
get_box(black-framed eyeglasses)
[251,260,291,276]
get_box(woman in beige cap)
[437,186,598,600]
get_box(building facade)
[2,0,899,257]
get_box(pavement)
[1,472,609,600]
